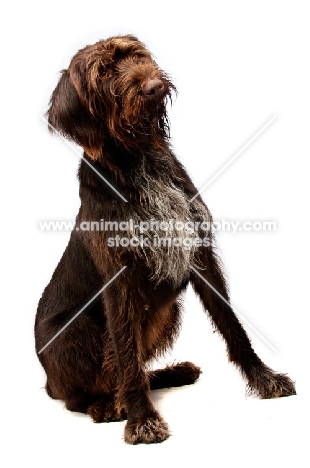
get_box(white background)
[1,1,309,466]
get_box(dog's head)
[47,35,176,159]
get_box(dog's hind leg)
[86,394,127,422]
[40,311,127,421]
[63,392,127,422]
[85,363,201,420]
[190,247,296,398]
[148,362,201,390]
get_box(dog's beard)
[112,96,169,141]
[102,75,174,146]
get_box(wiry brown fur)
[35,34,296,445]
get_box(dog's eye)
[101,70,112,79]
[132,53,146,62]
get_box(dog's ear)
[47,70,103,160]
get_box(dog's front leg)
[190,246,296,398]
[103,279,170,444]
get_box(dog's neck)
[86,137,173,174]
[79,138,181,204]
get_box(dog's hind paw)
[124,415,170,444]
[87,396,127,423]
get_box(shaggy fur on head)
[48,35,175,159]
[35,34,296,445]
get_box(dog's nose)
[142,78,165,97]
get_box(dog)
[35,34,296,444]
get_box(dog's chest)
[126,171,210,287]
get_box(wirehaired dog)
[35,34,296,444]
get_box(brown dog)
[35,34,296,444]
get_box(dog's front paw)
[260,373,296,399]
[124,414,170,444]
[248,368,296,399]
